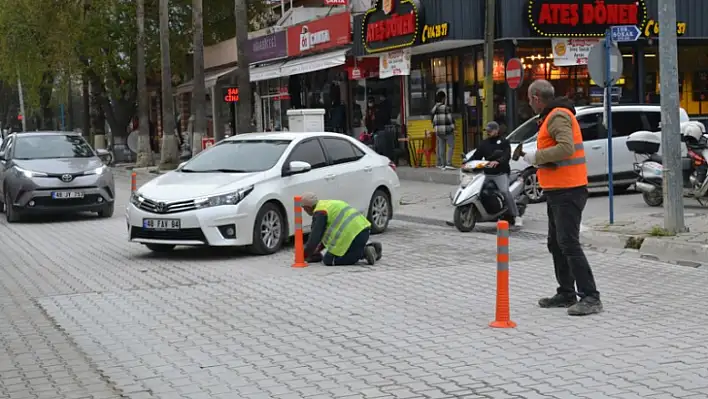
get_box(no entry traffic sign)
[506,58,524,90]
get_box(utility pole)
[658,0,686,233]
[234,0,253,135]
[482,0,495,130]
[17,73,26,132]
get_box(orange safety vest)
[536,107,588,189]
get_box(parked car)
[0,132,115,222]
[126,132,401,254]
[466,105,691,203]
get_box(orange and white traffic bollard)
[292,196,308,268]
[130,172,137,193]
[489,220,517,328]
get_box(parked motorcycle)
[628,121,708,206]
[450,159,528,232]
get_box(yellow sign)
[421,23,449,43]
[643,19,686,37]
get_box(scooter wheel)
[454,205,477,232]
[642,190,663,207]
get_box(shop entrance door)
[261,92,290,132]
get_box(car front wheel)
[4,192,20,223]
[249,202,286,255]
[522,168,545,203]
[367,189,391,234]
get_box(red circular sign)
[506,58,524,90]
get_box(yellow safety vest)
[314,200,371,257]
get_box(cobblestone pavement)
[2,170,708,398]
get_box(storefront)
[495,0,708,131]
[352,0,484,165]
[251,11,352,132]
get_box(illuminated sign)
[222,87,239,103]
[527,0,647,37]
[643,19,686,37]
[421,23,449,43]
[362,0,419,54]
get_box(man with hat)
[300,192,383,266]
[468,121,519,225]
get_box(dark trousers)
[323,228,370,266]
[546,186,600,299]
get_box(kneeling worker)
[301,192,382,265]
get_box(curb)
[396,167,459,185]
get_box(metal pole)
[482,0,495,128]
[17,74,26,132]
[658,0,686,233]
[605,31,614,224]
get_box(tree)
[234,0,253,135]
[192,0,206,156]
[136,0,153,166]
[158,0,179,168]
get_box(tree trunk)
[89,80,105,148]
[135,0,153,167]
[234,0,253,135]
[158,0,179,168]
[39,72,54,130]
[191,0,207,156]
[82,74,90,137]
[67,78,74,131]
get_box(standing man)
[514,79,602,316]
[431,91,455,169]
[469,121,519,225]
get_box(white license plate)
[143,219,181,230]
[52,191,84,199]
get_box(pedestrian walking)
[431,91,455,170]
[513,79,602,316]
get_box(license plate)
[52,191,84,199]
[143,219,181,230]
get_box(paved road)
[2,170,708,398]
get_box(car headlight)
[130,192,143,207]
[15,166,47,178]
[194,185,254,209]
[84,165,107,175]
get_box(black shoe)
[363,246,377,265]
[369,242,382,260]
[538,293,578,308]
[568,297,603,316]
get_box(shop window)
[409,55,459,116]
[288,139,328,169]
[321,137,363,165]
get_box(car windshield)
[14,134,95,159]
[181,139,291,173]
[505,116,540,144]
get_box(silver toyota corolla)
[0,132,115,223]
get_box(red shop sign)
[324,0,347,5]
[527,0,648,37]
[363,0,420,54]
[287,12,351,56]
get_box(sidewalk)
[582,206,708,267]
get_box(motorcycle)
[628,121,708,207]
[449,158,528,232]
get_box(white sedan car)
[126,132,401,254]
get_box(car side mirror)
[177,161,187,169]
[285,161,311,176]
[95,148,111,162]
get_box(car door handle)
[325,174,336,180]
[363,166,372,172]
[591,145,602,150]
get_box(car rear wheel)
[367,189,391,234]
[522,168,545,203]
[97,203,114,218]
[4,192,20,223]
[249,202,286,255]
[145,244,176,253]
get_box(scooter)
[629,121,708,207]
[449,159,528,232]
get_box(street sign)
[587,40,623,88]
[610,25,641,42]
[505,58,524,90]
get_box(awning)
[250,62,285,82]
[279,48,349,78]
[175,66,238,94]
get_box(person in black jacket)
[470,121,519,225]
